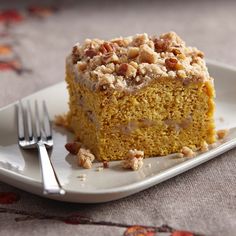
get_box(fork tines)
[17,100,53,148]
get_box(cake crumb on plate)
[77,174,86,181]
[122,149,144,171]
[77,148,95,169]
[181,146,196,158]
[200,141,209,152]
[217,129,229,139]
[146,163,152,168]
[97,167,104,172]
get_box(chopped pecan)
[65,142,81,155]
[171,48,181,55]
[77,62,87,72]
[117,63,128,76]
[165,58,178,70]
[85,48,98,58]
[103,161,109,168]
[99,42,115,54]
[102,52,119,64]
[117,63,137,78]
[72,45,80,64]
[154,38,169,53]
[165,58,184,70]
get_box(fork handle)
[37,141,65,195]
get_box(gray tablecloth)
[0,1,236,235]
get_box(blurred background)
[0,0,236,107]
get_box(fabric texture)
[0,1,236,235]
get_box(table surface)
[0,1,236,235]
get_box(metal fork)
[17,100,65,195]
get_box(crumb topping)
[122,149,144,171]
[68,32,210,94]
[77,148,95,169]
[181,146,196,158]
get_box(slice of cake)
[65,32,215,161]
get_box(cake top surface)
[68,32,211,93]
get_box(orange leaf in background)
[124,226,155,236]
[171,231,194,236]
[0,45,12,56]
[27,6,58,18]
[0,10,23,23]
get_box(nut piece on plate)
[103,161,109,168]
[65,142,81,155]
[200,141,209,152]
[180,146,196,158]
[77,148,95,169]
[122,149,144,171]
[216,129,229,139]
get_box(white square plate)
[0,60,236,203]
